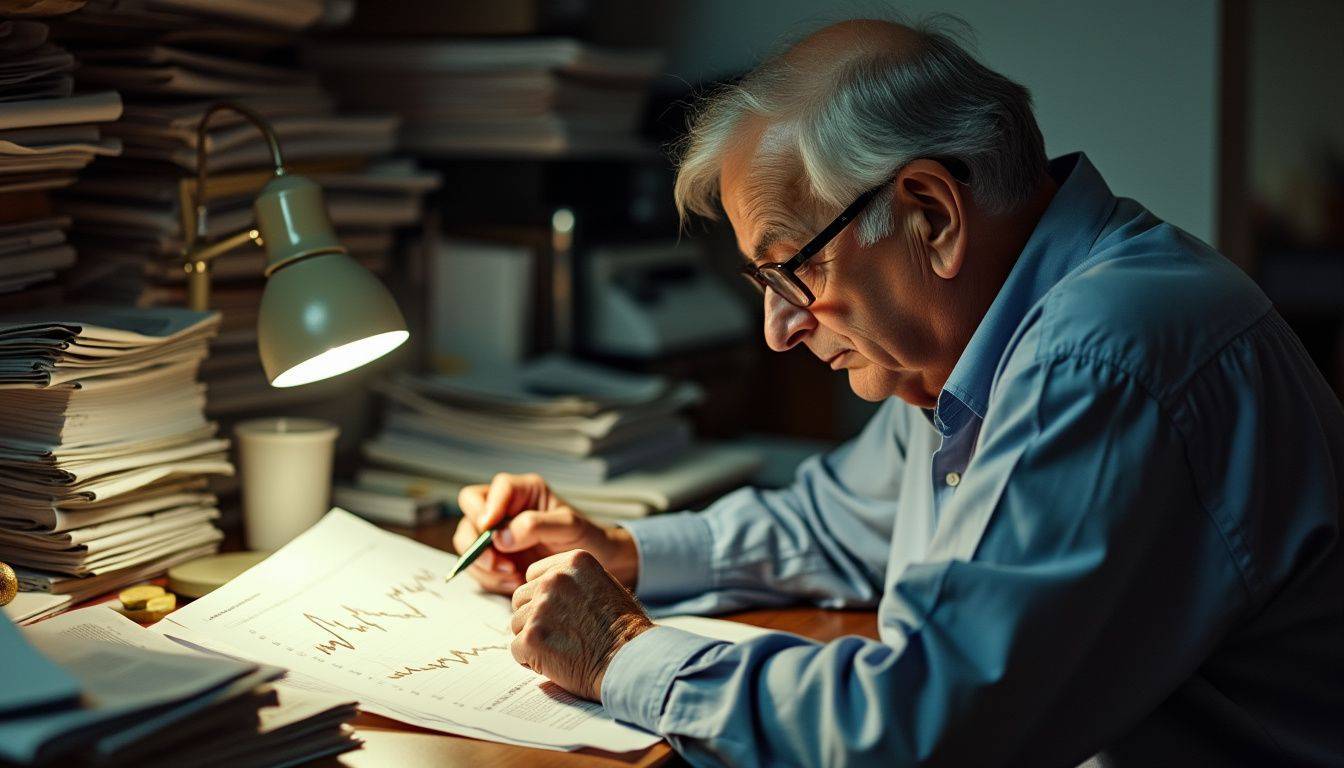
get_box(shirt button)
[945,471,961,488]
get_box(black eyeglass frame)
[739,157,969,308]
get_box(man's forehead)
[721,122,806,261]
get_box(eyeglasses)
[739,158,968,308]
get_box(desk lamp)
[182,101,408,385]
[171,102,409,594]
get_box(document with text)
[161,509,758,752]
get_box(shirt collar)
[932,152,1118,437]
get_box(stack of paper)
[0,306,232,604]
[58,0,332,33]
[2,591,71,625]
[360,356,762,520]
[44,8,439,416]
[307,38,663,157]
[0,17,123,306]
[2,605,360,767]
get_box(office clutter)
[0,306,231,609]
[331,482,447,527]
[1,605,359,767]
[426,236,536,372]
[47,3,437,417]
[0,16,122,308]
[307,37,663,157]
[357,355,761,523]
[583,241,753,358]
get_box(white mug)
[234,417,339,551]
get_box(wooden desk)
[324,520,881,768]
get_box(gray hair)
[673,17,1047,246]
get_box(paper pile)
[307,38,663,157]
[359,356,761,521]
[47,7,437,417]
[0,17,123,307]
[1,590,70,625]
[0,306,232,606]
[2,605,359,767]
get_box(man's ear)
[892,158,966,279]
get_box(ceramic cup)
[234,417,339,551]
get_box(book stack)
[0,17,122,308]
[0,306,231,605]
[357,356,762,523]
[307,38,663,158]
[4,605,360,768]
[46,4,437,416]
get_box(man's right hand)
[451,472,639,596]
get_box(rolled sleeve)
[620,511,715,603]
[601,625,726,731]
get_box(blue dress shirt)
[603,154,1344,767]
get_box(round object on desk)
[118,583,166,610]
[168,551,269,598]
[118,593,177,624]
[0,561,16,606]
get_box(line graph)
[303,567,447,655]
[385,644,510,680]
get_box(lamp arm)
[184,228,265,312]
[193,102,285,221]
[191,228,264,265]
[182,101,286,312]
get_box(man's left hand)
[510,549,653,701]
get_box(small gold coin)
[118,583,166,610]
[118,592,176,623]
[0,561,17,607]
[144,593,175,612]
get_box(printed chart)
[163,510,659,752]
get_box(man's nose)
[763,290,815,352]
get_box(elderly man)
[452,19,1344,767]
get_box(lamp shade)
[252,174,408,387]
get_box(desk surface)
[311,519,880,768]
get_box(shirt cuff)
[620,512,715,603]
[601,625,726,732]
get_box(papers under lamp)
[181,102,409,387]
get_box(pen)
[446,522,504,581]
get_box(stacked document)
[360,356,762,520]
[307,38,663,157]
[2,605,359,767]
[0,306,232,604]
[0,18,123,305]
[2,591,71,625]
[45,6,440,416]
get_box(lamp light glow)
[270,330,409,388]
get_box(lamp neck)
[191,102,286,240]
[183,102,286,312]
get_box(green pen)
[446,520,505,581]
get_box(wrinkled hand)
[510,549,653,701]
[452,473,637,595]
